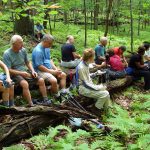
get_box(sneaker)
[60,88,70,94]
[36,99,52,105]
[32,99,39,104]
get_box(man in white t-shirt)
[143,43,150,67]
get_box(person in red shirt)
[106,49,127,79]
[113,46,128,67]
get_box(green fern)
[3,145,26,150]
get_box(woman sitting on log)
[0,60,14,107]
[106,49,127,80]
[76,48,111,111]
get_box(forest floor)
[1,22,150,150]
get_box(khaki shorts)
[12,75,39,85]
[38,71,56,81]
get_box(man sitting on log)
[106,49,127,79]
[60,35,81,69]
[0,60,14,107]
[3,35,50,107]
[126,46,150,90]
[76,48,111,112]
[32,34,67,97]
[94,37,108,69]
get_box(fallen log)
[0,115,58,147]
[0,105,97,147]
[0,105,96,119]
[107,76,133,94]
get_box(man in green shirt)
[94,37,108,65]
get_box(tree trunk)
[15,14,34,35]
[130,0,134,52]
[84,0,87,47]
[104,0,113,37]
[43,0,49,29]
[14,0,34,35]
[64,10,68,24]
[137,1,142,36]
[94,0,99,30]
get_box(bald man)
[60,35,81,68]
[94,37,108,65]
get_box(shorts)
[38,71,56,81]
[12,75,39,85]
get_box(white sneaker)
[60,88,70,94]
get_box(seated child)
[0,60,14,107]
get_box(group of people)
[59,36,150,110]
[0,33,149,113]
[1,34,67,107]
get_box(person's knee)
[3,87,9,93]
[37,78,45,85]
[61,72,66,79]
[20,80,29,89]
[49,78,57,86]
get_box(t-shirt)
[109,55,124,71]
[32,43,52,72]
[3,48,29,71]
[113,47,123,57]
[144,49,150,62]
[61,43,76,62]
[129,54,142,69]
[35,24,44,32]
[94,44,106,64]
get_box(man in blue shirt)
[32,34,67,95]
[95,37,108,65]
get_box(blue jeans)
[133,69,150,90]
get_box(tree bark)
[84,0,87,47]
[14,0,34,35]
[130,0,134,52]
[104,0,113,37]
[94,0,99,30]
[137,1,142,36]
[64,10,68,24]
[43,0,49,29]
[15,15,34,35]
